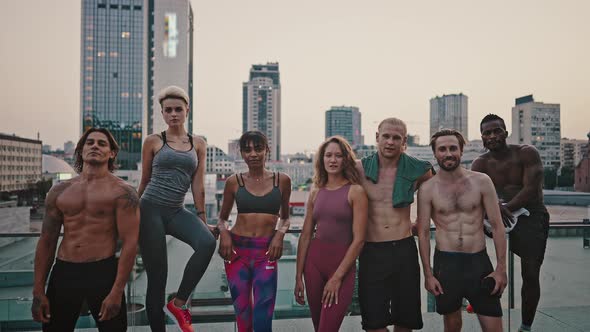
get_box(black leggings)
[139,199,216,332]
[43,256,126,332]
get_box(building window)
[121,32,131,38]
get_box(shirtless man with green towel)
[356,118,433,332]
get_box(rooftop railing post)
[508,240,515,310]
[583,214,590,249]
[507,233,513,332]
[427,292,436,312]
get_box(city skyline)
[1,0,589,153]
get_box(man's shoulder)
[473,151,493,166]
[511,144,537,154]
[48,178,78,196]
[419,174,437,190]
[466,169,491,182]
[355,159,365,173]
[108,178,139,208]
[108,176,137,194]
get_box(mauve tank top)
[312,184,353,245]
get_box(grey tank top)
[142,132,198,207]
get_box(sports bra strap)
[160,131,167,144]
[237,173,245,187]
[274,172,279,187]
[188,134,194,149]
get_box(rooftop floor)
[72,306,590,331]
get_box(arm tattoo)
[41,182,71,237]
[116,185,140,209]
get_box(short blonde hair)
[378,117,407,136]
[158,86,189,106]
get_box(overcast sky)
[1,0,589,153]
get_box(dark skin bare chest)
[479,147,525,200]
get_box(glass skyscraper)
[325,106,364,147]
[81,0,193,170]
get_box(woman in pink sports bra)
[295,136,368,331]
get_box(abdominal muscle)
[57,217,118,263]
[434,216,486,253]
[231,213,278,238]
[365,201,412,242]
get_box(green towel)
[362,152,434,208]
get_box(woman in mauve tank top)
[217,131,292,332]
[295,136,368,332]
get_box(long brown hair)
[313,136,360,188]
[73,128,119,173]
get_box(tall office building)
[430,93,469,139]
[242,63,281,161]
[150,0,194,135]
[510,95,561,169]
[325,106,364,147]
[81,0,193,170]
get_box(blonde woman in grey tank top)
[137,86,217,332]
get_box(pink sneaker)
[164,300,194,332]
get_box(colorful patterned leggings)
[224,233,277,332]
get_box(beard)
[437,157,460,171]
[483,137,507,151]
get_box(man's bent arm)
[481,176,507,271]
[416,187,434,277]
[33,183,69,296]
[504,146,544,211]
[112,185,140,296]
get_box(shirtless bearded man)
[356,118,433,332]
[32,128,140,332]
[417,129,507,332]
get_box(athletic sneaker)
[164,300,194,332]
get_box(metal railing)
[0,220,588,331]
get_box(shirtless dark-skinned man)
[471,114,549,332]
[32,128,140,332]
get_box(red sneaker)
[164,300,194,332]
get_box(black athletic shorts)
[510,206,549,264]
[43,256,127,332]
[433,249,502,317]
[358,236,423,330]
